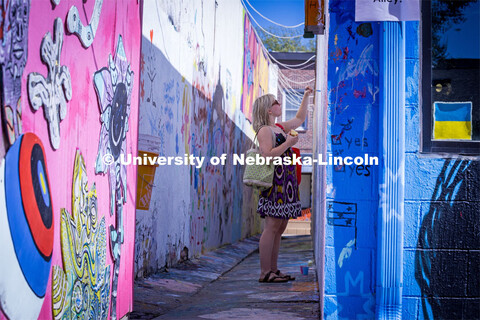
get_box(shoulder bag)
[242,126,275,190]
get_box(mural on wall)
[327,201,358,244]
[241,14,269,122]
[134,209,157,278]
[324,0,378,318]
[135,32,258,276]
[93,34,133,320]
[134,0,262,277]
[144,31,157,108]
[137,34,192,272]
[0,0,31,146]
[415,160,479,319]
[52,151,111,320]
[0,133,53,319]
[0,0,140,318]
[27,17,72,150]
[66,0,103,48]
[189,66,255,252]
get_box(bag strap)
[275,123,286,133]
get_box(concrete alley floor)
[131,235,320,319]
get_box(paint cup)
[300,266,309,275]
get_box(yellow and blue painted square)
[433,102,472,140]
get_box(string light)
[239,0,316,109]
[241,0,303,39]
[243,0,305,29]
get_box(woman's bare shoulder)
[257,126,273,136]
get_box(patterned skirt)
[257,140,302,219]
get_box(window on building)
[421,0,480,155]
[283,89,308,130]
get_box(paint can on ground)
[300,266,309,275]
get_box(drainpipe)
[376,21,405,319]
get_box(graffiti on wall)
[329,43,378,117]
[94,34,133,215]
[327,201,358,245]
[143,32,157,107]
[66,0,103,48]
[415,160,479,319]
[0,133,53,319]
[135,24,258,274]
[52,151,111,320]
[27,18,72,150]
[325,271,375,318]
[0,0,140,318]
[137,36,189,272]
[0,0,31,146]
[324,1,379,318]
[134,211,157,278]
[93,34,133,320]
[241,15,269,122]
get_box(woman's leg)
[270,219,289,273]
[259,217,284,279]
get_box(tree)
[257,26,316,52]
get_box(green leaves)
[258,26,315,52]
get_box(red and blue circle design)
[1,132,53,305]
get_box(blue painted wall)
[323,3,480,317]
[402,21,480,319]
[324,1,379,317]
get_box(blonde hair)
[252,93,276,133]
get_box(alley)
[132,235,319,319]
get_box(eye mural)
[0,133,53,319]
[51,151,111,320]
[27,17,73,150]
[109,82,128,160]
[93,34,133,320]
[0,0,31,146]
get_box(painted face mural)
[94,34,133,214]
[0,133,53,319]
[109,82,128,160]
[415,160,480,319]
[93,34,133,320]
[0,0,31,145]
[4,0,29,78]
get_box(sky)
[244,0,311,46]
[246,0,480,59]
[246,0,305,29]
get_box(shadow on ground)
[131,235,319,319]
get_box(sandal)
[275,270,296,281]
[258,271,289,283]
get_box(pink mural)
[0,0,141,319]
[240,13,269,122]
